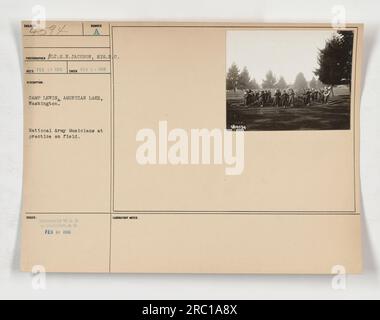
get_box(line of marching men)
[244,87,332,108]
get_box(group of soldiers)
[243,87,332,108]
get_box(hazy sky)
[227,30,338,85]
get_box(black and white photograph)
[226,29,355,131]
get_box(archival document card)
[21,22,363,273]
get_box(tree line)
[226,65,323,91]
[227,30,353,92]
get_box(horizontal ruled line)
[24,46,111,49]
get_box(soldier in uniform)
[288,89,295,107]
[248,89,255,106]
[310,88,315,104]
[281,90,289,108]
[255,90,260,104]
[258,90,265,107]
[244,89,250,107]
[267,90,272,105]
[323,87,332,104]
[273,89,281,107]
[305,89,311,106]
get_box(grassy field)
[226,94,351,131]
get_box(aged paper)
[21,22,363,273]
